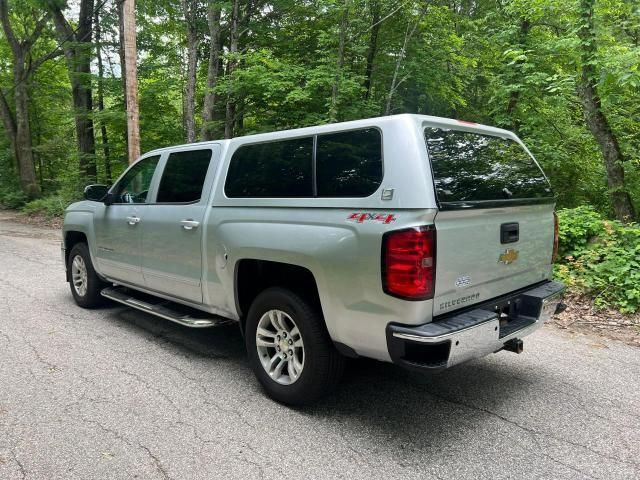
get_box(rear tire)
[68,243,106,308]
[245,287,345,406]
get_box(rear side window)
[424,128,552,204]
[225,128,383,198]
[156,149,213,203]
[225,137,313,197]
[316,128,382,197]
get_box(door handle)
[181,219,200,230]
[126,216,140,225]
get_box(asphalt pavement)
[0,213,639,480]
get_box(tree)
[94,3,111,182]
[329,0,350,121]
[46,0,98,182]
[0,0,56,198]
[385,18,418,115]
[364,0,381,101]
[224,0,239,139]
[577,0,636,221]
[182,0,199,142]
[201,1,221,141]
[122,0,140,163]
[505,18,530,134]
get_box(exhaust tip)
[504,338,524,354]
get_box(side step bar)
[101,286,233,328]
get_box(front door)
[94,154,161,285]
[140,146,217,304]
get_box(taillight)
[382,226,436,300]
[552,212,559,263]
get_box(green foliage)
[556,205,606,259]
[16,161,83,216]
[0,147,27,208]
[555,206,640,313]
[20,184,82,218]
[0,185,28,209]
[21,193,78,217]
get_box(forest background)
[1,0,639,313]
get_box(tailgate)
[423,124,555,316]
[433,204,554,316]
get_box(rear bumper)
[386,280,565,372]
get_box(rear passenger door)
[140,146,218,303]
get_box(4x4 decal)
[347,213,396,224]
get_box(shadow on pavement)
[101,299,540,441]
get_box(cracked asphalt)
[0,214,639,480]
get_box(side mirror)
[84,184,110,202]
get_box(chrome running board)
[101,286,233,328]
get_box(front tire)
[68,243,106,308]
[245,287,345,405]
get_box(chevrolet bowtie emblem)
[499,249,519,265]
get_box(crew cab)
[62,114,565,405]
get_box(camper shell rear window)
[424,127,553,208]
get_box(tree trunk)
[95,6,112,183]
[182,0,199,143]
[76,0,97,182]
[236,97,244,131]
[201,2,221,141]
[47,0,98,182]
[578,0,636,221]
[385,20,417,115]
[0,88,17,162]
[14,65,40,198]
[364,1,381,101]
[330,2,350,121]
[117,0,129,156]
[118,1,127,101]
[123,0,141,163]
[506,18,530,134]
[224,0,240,139]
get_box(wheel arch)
[64,231,89,281]
[234,259,323,335]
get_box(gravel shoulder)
[551,294,640,347]
[0,214,639,480]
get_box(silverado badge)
[499,248,519,265]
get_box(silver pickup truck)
[62,114,565,405]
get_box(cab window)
[156,149,213,203]
[112,155,160,204]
